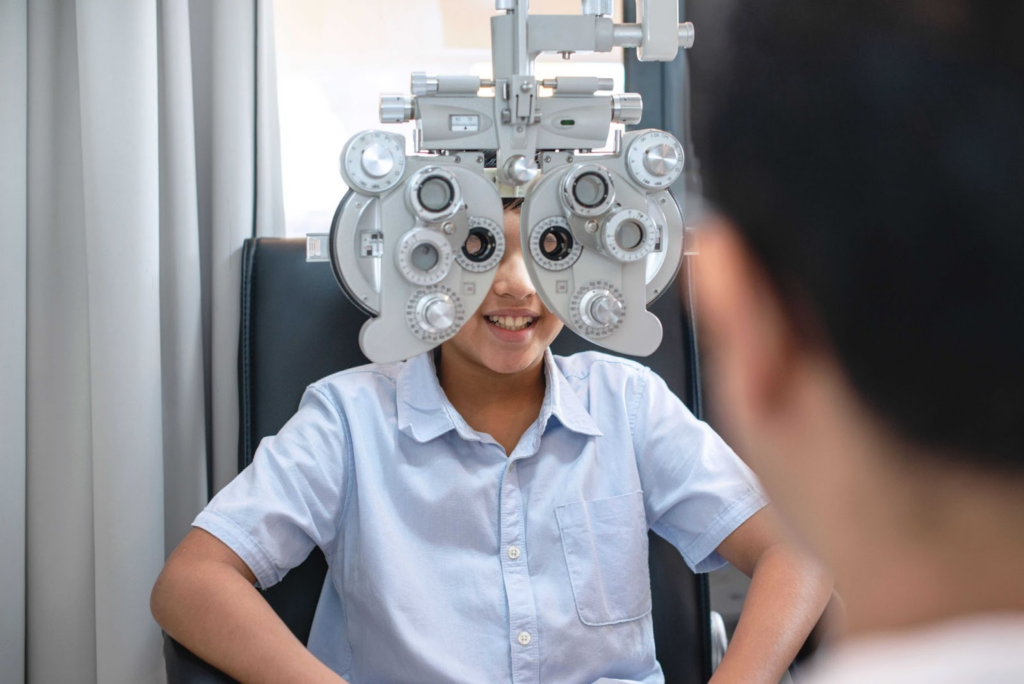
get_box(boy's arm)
[708,505,835,684]
[152,528,347,684]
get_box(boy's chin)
[482,354,541,376]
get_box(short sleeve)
[632,370,768,573]
[193,385,351,589]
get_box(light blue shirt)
[195,350,767,684]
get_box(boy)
[152,200,831,683]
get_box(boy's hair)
[704,0,1024,473]
[503,197,524,212]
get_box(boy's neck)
[435,346,547,454]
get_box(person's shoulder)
[554,350,652,386]
[306,359,405,410]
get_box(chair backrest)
[238,237,713,684]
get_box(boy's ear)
[691,219,803,435]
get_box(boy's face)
[444,208,563,375]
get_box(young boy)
[152,200,831,683]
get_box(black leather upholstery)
[165,237,712,684]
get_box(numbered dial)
[407,167,463,223]
[601,209,659,263]
[571,281,627,338]
[561,165,616,218]
[340,130,407,194]
[529,217,583,271]
[626,131,684,190]
[396,228,454,286]
[456,217,505,273]
[406,286,466,343]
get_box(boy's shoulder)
[306,359,405,407]
[553,349,651,384]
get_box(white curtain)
[0,0,284,681]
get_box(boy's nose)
[492,249,536,301]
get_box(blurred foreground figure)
[697,0,1024,682]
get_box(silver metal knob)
[581,0,613,16]
[418,293,456,334]
[495,0,515,10]
[379,95,414,124]
[611,93,644,125]
[643,143,679,177]
[504,155,540,186]
[590,294,624,326]
[360,143,395,178]
[679,22,695,49]
[579,288,624,329]
[411,72,438,97]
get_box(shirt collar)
[539,349,603,438]
[396,349,602,444]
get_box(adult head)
[696,0,1024,635]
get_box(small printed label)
[450,115,480,132]
[305,234,331,262]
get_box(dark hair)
[503,197,524,212]
[704,0,1024,472]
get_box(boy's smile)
[443,206,563,376]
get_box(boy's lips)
[482,309,541,343]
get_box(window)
[274,0,625,237]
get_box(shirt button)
[517,631,532,646]
[507,545,521,560]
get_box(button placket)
[499,460,541,684]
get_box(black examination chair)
[164,237,716,683]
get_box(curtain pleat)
[74,1,166,681]
[158,0,209,558]
[26,1,99,681]
[0,0,28,681]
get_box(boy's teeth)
[488,315,535,331]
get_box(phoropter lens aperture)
[539,225,575,261]
[411,243,440,271]
[615,220,645,252]
[462,227,497,263]
[417,176,455,213]
[572,172,609,209]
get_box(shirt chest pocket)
[555,491,652,626]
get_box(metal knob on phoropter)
[379,95,415,124]
[611,93,644,125]
[625,130,685,189]
[411,72,439,97]
[581,0,614,17]
[579,289,625,329]
[504,155,540,186]
[339,130,407,194]
[360,143,396,178]
[417,293,457,334]
[643,144,679,177]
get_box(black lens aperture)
[462,227,497,263]
[539,225,574,261]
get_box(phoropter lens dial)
[601,209,659,263]
[561,165,616,217]
[418,177,454,213]
[456,217,506,273]
[529,217,583,271]
[407,167,462,223]
[396,228,454,286]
